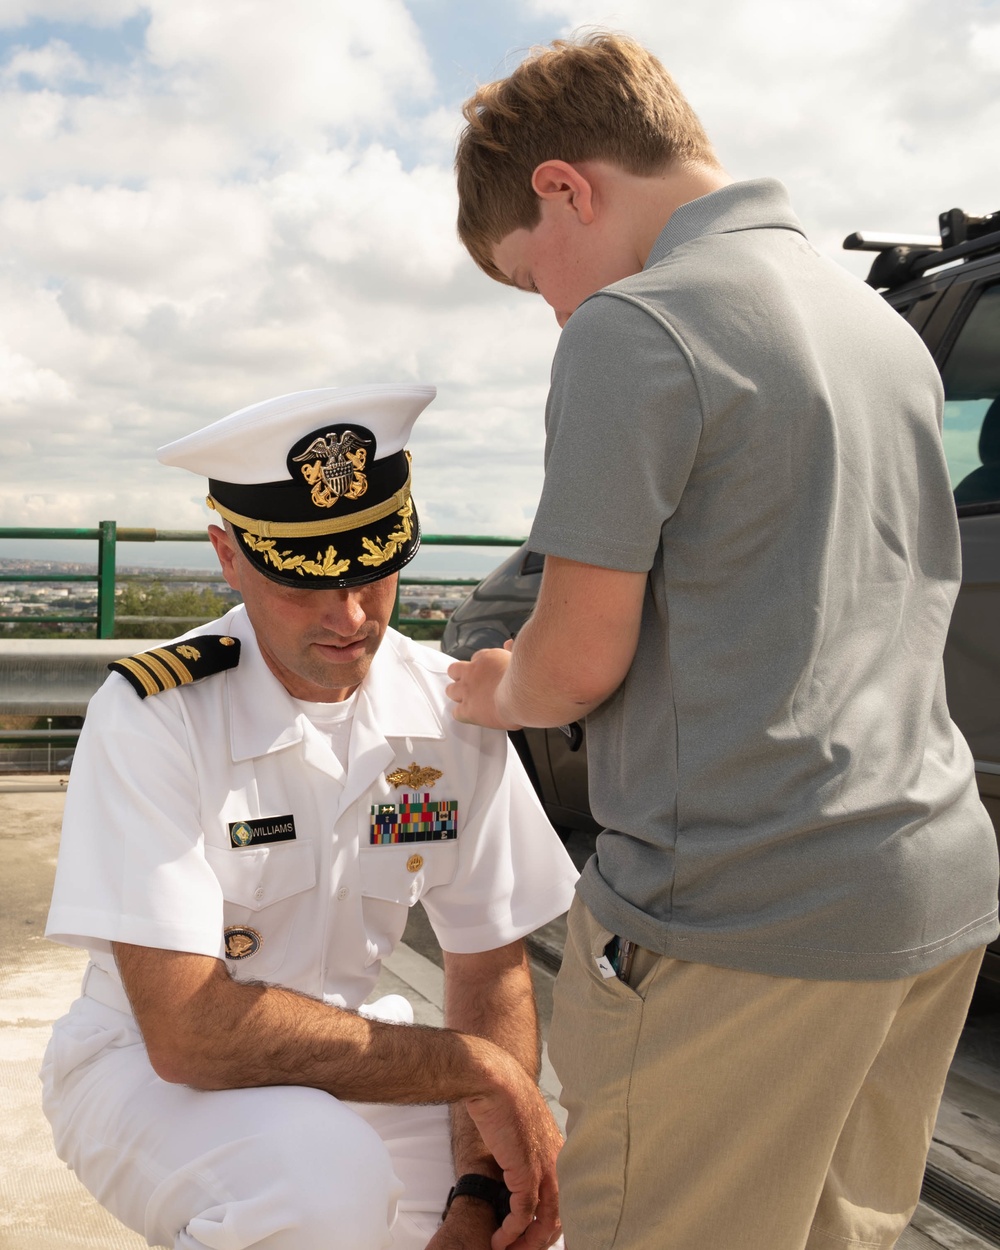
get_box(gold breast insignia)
[386,763,443,789]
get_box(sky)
[1,0,999,574]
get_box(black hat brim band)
[224,496,420,589]
[207,443,419,589]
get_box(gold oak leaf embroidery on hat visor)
[358,500,414,569]
[240,532,352,578]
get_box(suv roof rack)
[843,231,942,253]
[844,208,1000,291]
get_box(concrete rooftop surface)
[1,776,995,1250]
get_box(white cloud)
[0,37,91,87]
[143,0,435,138]
[268,148,465,289]
[0,3,560,534]
[1,181,272,291]
[0,342,74,407]
[2,0,999,549]
[0,0,437,195]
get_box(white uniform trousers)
[41,995,454,1250]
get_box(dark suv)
[441,206,1000,973]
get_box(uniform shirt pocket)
[206,841,316,911]
[205,841,316,979]
[358,842,459,906]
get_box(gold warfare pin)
[386,762,443,789]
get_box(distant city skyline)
[2,0,999,573]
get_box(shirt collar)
[354,629,447,742]
[221,608,444,762]
[645,178,805,269]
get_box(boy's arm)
[447,555,647,730]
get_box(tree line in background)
[4,581,445,641]
[1,583,236,746]
[2,579,448,756]
[6,583,234,640]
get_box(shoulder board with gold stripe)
[108,635,241,699]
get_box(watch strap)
[442,1173,512,1226]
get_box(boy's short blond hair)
[455,32,718,283]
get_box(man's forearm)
[436,943,561,1247]
[114,943,526,1108]
[442,943,543,1177]
[115,940,564,1247]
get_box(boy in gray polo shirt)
[447,31,999,1250]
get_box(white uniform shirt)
[46,607,579,1012]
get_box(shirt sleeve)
[528,290,704,572]
[45,675,226,960]
[418,727,579,954]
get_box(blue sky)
[1,0,999,572]
[0,13,147,63]
[0,3,557,93]
[409,0,558,104]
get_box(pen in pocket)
[604,934,636,983]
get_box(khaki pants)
[549,897,983,1250]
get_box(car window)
[940,282,1000,505]
[891,292,939,334]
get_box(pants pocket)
[549,898,643,1250]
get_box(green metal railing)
[0,523,526,637]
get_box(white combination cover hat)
[158,383,435,589]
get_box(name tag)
[229,815,297,848]
[370,794,458,845]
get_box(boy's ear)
[530,160,596,224]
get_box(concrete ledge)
[0,637,440,716]
[0,640,168,716]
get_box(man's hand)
[446,643,520,730]
[427,1178,562,1250]
[463,1075,563,1249]
[442,944,562,1249]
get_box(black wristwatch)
[442,1173,512,1226]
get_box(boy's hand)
[446,644,522,731]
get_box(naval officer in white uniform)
[42,383,578,1250]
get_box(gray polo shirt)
[528,179,998,980]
